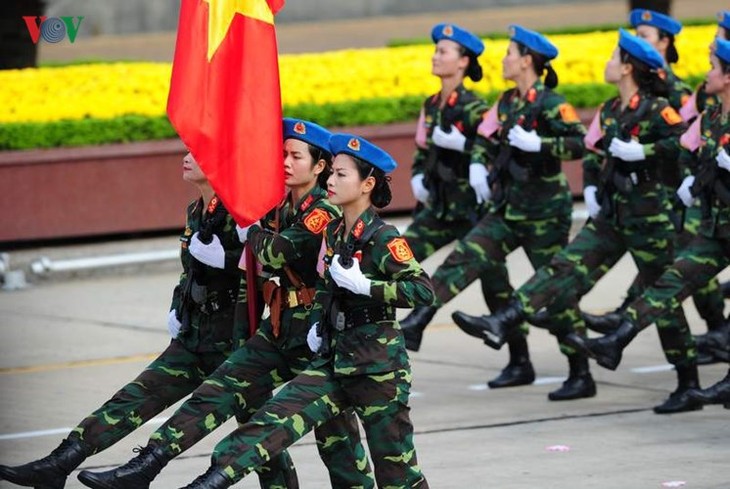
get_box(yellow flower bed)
[0,25,717,124]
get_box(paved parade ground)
[1,215,728,489]
[4,1,730,486]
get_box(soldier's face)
[705,54,729,95]
[283,138,323,189]
[604,48,623,84]
[182,152,206,184]
[711,27,727,52]
[501,42,524,81]
[431,40,467,78]
[327,155,374,206]
[635,25,661,50]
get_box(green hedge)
[0,75,704,150]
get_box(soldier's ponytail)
[460,47,483,82]
[353,157,392,208]
[659,31,679,64]
[518,44,559,89]
[307,144,333,190]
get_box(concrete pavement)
[1,215,729,488]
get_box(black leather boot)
[653,365,704,414]
[452,299,525,350]
[180,466,233,489]
[566,318,639,371]
[488,336,535,388]
[548,354,597,401]
[401,305,438,352]
[720,280,730,299]
[687,370,730,408]
[526,308,552,330]
[581,311,623,334]
[0,438,89,489]
[77,445,169,489]
[695,323,730,364]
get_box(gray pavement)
[1,215,729,488]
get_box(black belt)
[508,158,561,182]
[612,167,657,194]
[333,304,395,331]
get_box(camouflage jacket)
[583,91,687,222]
[412,84,489,220]
[662,64,693,111]
[682,103,730,239]
[472,80,586,220]
[245,186,340,349]
[312,207,435,376]
[171,196,244,353]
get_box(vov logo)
[23,16,84,44]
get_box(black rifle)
[317,218,385,357]
[178,201,228,335]
[488,90,547,209]
[597,98,652,220]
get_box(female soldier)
[581,10,726,354]
[404,24,489,285]
[176,133,434,489]
[0,152,296,488]
[74,120,374,489]
[402,25,590,401]
[575,37,730,410]
[452,30,700,414]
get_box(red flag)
[167,0,286,226]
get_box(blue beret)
[618,28,665,70]
[283,118,331,153]
[329,133,397,173]
[719,11,730,30]
[629,9,682,35]
[431,23,484,56]
[716,38,730,65]
[508,24,558,60]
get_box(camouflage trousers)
[516,214,697,367]
[149,324,375,489]
[69,339,297,488]
[211,365,428,489]
[403,206,479,261]
[574,206,726,330]
[626,231,729,331]
[430,210,583,354]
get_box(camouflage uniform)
[206,207,434,488]
[430,81,586,356]
[622,103,730,331]
[146,187,375,488]
[404,84,489,259]
[68,196,296,487]
[578,72,725,334]
[514,91,696,368]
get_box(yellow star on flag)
[203,0,274,61]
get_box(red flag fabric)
[168,0,286,226]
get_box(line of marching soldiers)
[1,8,729,489]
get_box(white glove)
[307,323,322,353]
[676,175,696,208]
[507,126,541,153]
[608,138,645,162]
[235,224,251,243]
[469,163,491,204]
[329,254,372,296]
[716,148,730,172]
[167,310,182,338]
[410,174,429,204]
[432,124,466,152]
[188,232,226,269]
[583,186,601,219]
